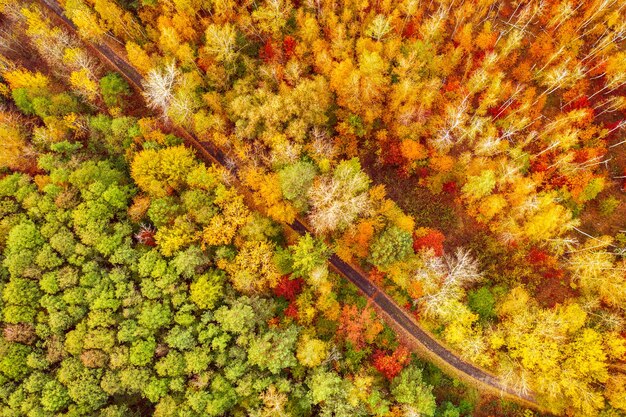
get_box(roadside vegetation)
[1,0,626,416]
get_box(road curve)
[35,0,540,408]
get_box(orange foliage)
[413,228,445,257]
[400,139,427,162]
[372,345,410,380]
[338,304,383,350]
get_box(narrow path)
[35,0,541,409]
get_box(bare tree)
[142,61,179,115]
[307,159,371,233]
[415,247,483,319]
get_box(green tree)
[0,341,31,380]
[100,73,131,108]
[130,337,156,366]
[279,161,317,211]
[369,225,413,266]
[467,286,496,320]
[41,380,71,413]
[3,220,44,278]
[247,325,298,374]
[290,234,330,282]
[461,170,496,201]
[391,365,436,416]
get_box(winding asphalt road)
[35,0,539,408]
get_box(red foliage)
[196,56,211,72]
[527,247,549,265]
[413,229,445,257]
[442,181,458,194]
[473,50,487,65]
[527,248,563,279]
[443,78,461,93]
[530,158,549,173]
[283,36,297,58]
[403,20,417,38]
[565,95,591,111]
[415,167,429,178]
[260,40,277,63]
[543,268,564,279]
[268,316,280,328]
[397,167,411,179]
[574,148,592,164]
[487,101,519,120]
[606,120,626,141]
[135,225,156,247]
[284,301,299,319]
[550,175,568,187]
[372,345,410,380]
[403,303,421,321]
[384,141,406,166]
[273,275,304,301]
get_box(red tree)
[135,224,156,246]
[442,181,458,194]
[413,229,445,257]
[372,345,410,380]
[273,275,304,301]
[260,40,277,63]
[284,301,299,319]
[283,36,297,58]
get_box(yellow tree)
[202,186,251,246]
[64,0,106,41]
[131,145,198,197]
[296,335,328,367]
[91,0,143,42]
[241,167,297,224]
[0,113,34,172]
[126,41,153,75]
[222,240,280,294]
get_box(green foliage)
[138,301,172,332]
[214,300,256,334]
[12,88,35,115]
[599,196,620,216]
[580,178,604,203]
[239,213,282,243]
[247,325,298,374]
[130,337,156,366]
[41,380,70,412]
[3,220,44,278]
[391,366,436,416]
[100,72,131,108]
[0,342,31,380]
[307,368,358,416]
[369,225,413,266]
[279,161,317,211]
[462,170,496,201]
[290,233,330,280]
[0,74,449,417]
[148,197,181,227]
[467,286,496,321]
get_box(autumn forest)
[0,0,625,416]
